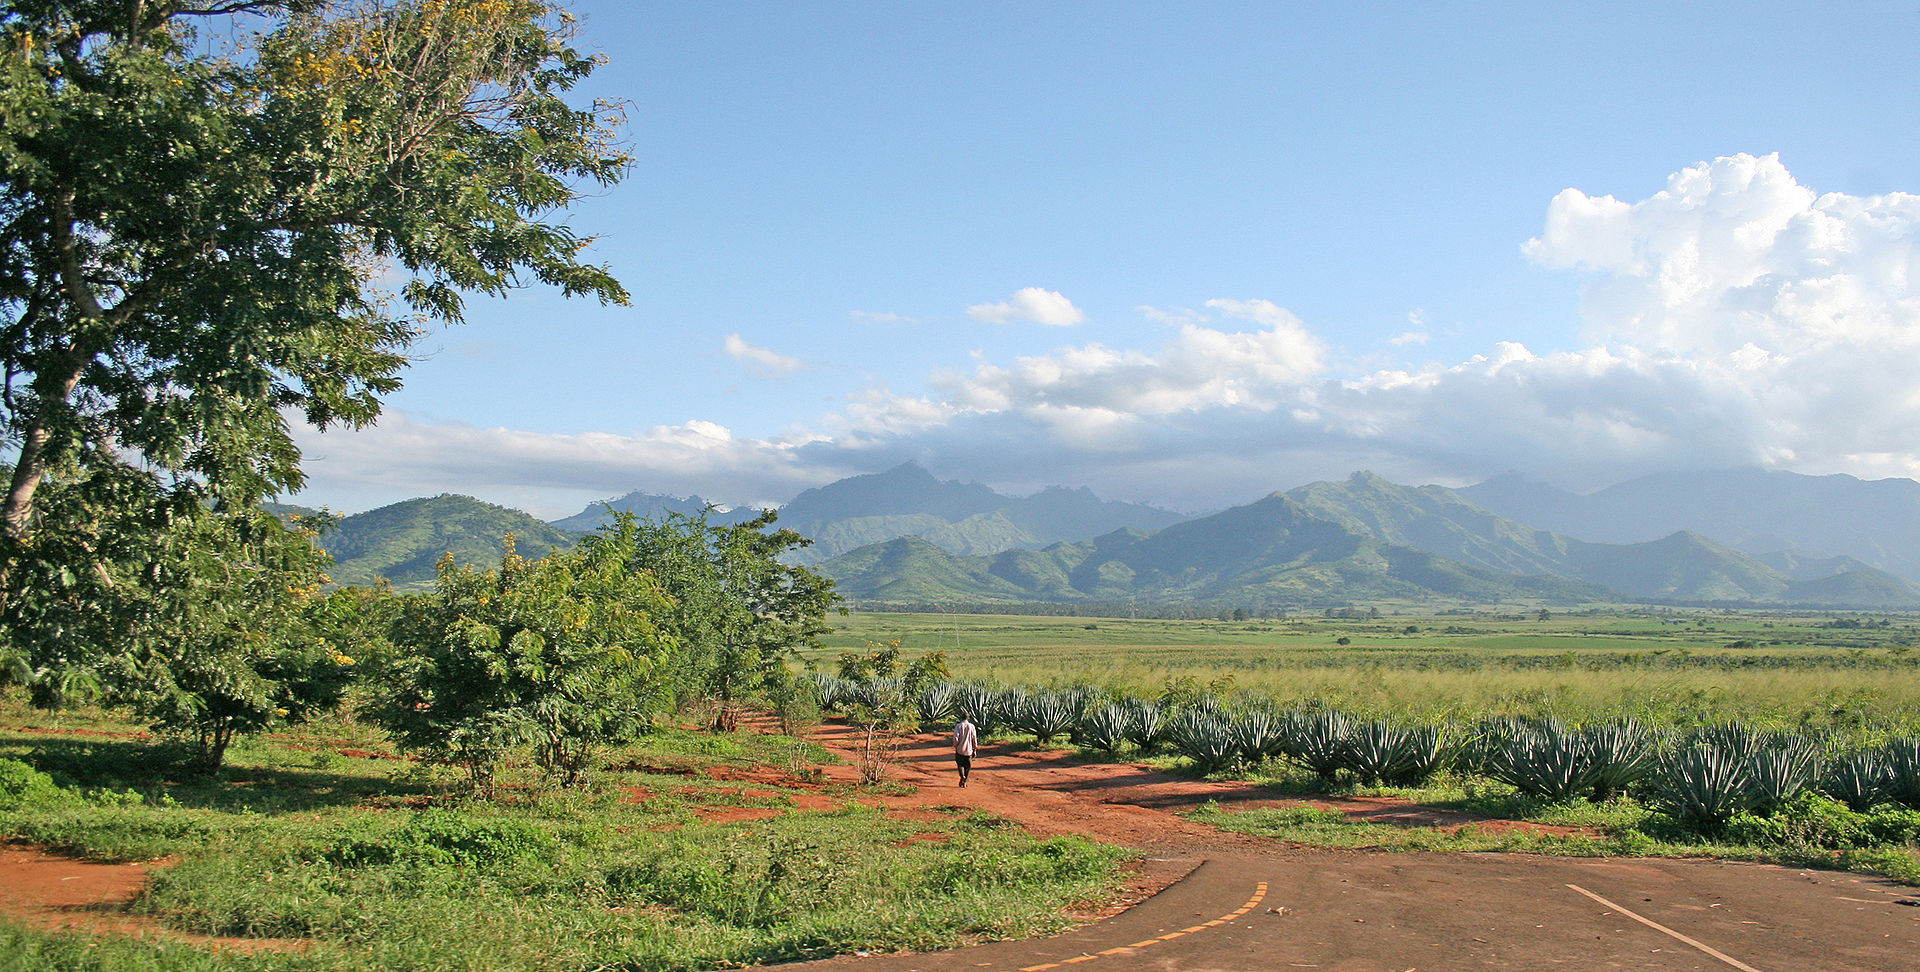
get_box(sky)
[290,0,1920,519]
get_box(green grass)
[816,609,1920,729]
[1191,798,1920,885]
[0,701,1129,971]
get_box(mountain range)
[299,464,1920,607]
[1460,468,1920,581]
[772,463,1187,563]
[816,472,1919,609]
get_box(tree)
[0,462,352,770]
[377,526,676,787]
[625,510,842,731]
[0,0,628,599]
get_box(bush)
[1726,792,1869,849]
[326,809,558,869]
[0,759,63,810]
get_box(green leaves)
[376,528,676,786]
[2,0,628,552]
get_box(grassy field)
[814,609,1920,730]
[0,700,1125,971]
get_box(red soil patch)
[796,719,1596,847]
[0,842,303,952]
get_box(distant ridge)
[1459,468,1920,582]
[310,466,1920,608]
[819,491,1606,609]
[774,462,1188,563]
[549,490,762,533]
[1287,471,1920,606]
[819,473,1920,609]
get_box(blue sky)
[293,1,1920,517]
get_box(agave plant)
[1382,725,1448,787]
[856,677,907,713]
[958,685,1016,736]
[1080,703,1130,755]
[1452,717,1525,777]
[1017,692,1079,744]
[1286,709,1353,785]
[1653,744,1753,832]
[1484,719,1597,802]
[1741,733,1822,817]
[810,673,857,713]
[1884,737,1920,810]
[917,681,958,727]
[1583,719,1656,801]
[1821,749,1890,812]
[1343,720,1408,787]
[1121,699,1170,753]
[1231,707,1288,765]
[1692,724,1767,762]
[1169,708,1239,774]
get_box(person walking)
[952,712,978,787]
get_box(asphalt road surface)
[791,846,1920,972]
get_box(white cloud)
[1388,331,1429,347]
[291,412,841,517]
[851,310,915,324]
[967,287,1085,326]
[1136,304,1210,326]
[724,334,807,376]
[295,155,1920,515]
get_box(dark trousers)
[954,753,972,784]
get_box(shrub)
[327,809,558,869]
[1726,792,1869,849]
[0,759,63,810]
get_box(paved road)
[789,847,1920,972]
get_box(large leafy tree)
[0,0,627,582]
[627,510,843,730]
[0,1,627,736]
[4,463,354,770]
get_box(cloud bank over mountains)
[296,154,1920,516]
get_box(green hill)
[1283,471,1920,605]
[821,493,1604,608]
[320,494,579,589]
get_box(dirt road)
[794,725,1920,972]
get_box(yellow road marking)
[1017,882,1269,972]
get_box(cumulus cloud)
[296,154,1920,514]
[967,287,1085,326]
[1520,152,1920,479]
[291,412,843,517]
[724,334,807,376]
[1136,304,1210,326]
[851,310,916,324]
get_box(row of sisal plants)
[810,673,1920,834]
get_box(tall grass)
[815,611,1920,731]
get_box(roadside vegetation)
[0,703,1124,970]
[811,612,1920,885]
